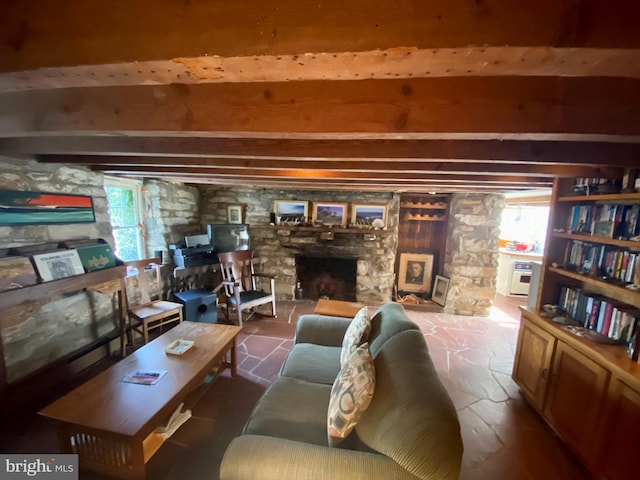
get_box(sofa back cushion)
[354,329,463,480]
[368,303,420,356]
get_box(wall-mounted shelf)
[404,214,448,222]
[400,201,448,209]
[400,195,450,223]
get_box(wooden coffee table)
[39,321,242,479]
[314,298,365,318]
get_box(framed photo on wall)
[397,252,435,294]
[227,205,244,224]
[312,202,348,227]
[351,203,388,229]
[431,275,450,306]
[274,200,309,225]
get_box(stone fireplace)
[295,255,357,301]
[249,225,398,304]
[199,187,502,313]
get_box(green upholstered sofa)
[220,302,463,480]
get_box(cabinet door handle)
[541,368,549,380]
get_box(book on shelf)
[556,285,639,346]
[121,369,168,385]
[565,202,640,240]
[560,240,639,285]
[0,255,38,291]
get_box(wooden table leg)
[230,337,237,377]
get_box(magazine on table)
[121,369,168,385]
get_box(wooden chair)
[124,257,184,344]
[217,250,276,327]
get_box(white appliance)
[510,261,533,295]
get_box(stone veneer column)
[443,193,504,316]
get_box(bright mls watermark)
[0,455,77,479]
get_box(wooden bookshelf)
[513,173,640,480]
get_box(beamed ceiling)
[1,0,640,193]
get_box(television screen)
[207,224,250,252]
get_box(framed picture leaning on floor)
[397,252,435,294]
[431,275,450,306]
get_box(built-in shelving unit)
[400,196,449,222]
[513,172,640,480]
[395,193,451,308]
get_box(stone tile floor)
[0,296,593,479]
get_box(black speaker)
[173,289,218,323]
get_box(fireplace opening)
[295,256,357,301]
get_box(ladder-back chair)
[217,250,276,327]
[124,257,184,344]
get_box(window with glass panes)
[105,179,143,261]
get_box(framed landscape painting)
[0,190,95,226]
[351,203,388,229]
[312,202,348,227]
[274,200,309,225]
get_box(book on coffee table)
[122,370,168,385]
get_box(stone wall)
[199,187,399,304]
[443,193,505,316]
[142,179,200,261]
[0,158,200,383]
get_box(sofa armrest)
[294,314,352,346]
[220,435,421,480]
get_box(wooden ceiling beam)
[2,47,640,92]
[109,171,551,190]
[47,155,621,178]
[16,137,640,167]
[92,165,551,185]
[120,175,535,193]
[3,0,640,73]
[1,77,640,139]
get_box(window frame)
[104,176,145,261]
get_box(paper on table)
[121,369,168,385]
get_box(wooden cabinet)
[598,378,640,480]
[513,170,640,479]
[543,340,609,469]
[512,318,555,411]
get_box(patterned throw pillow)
[327,343,376,447]
[340,306,370,368]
